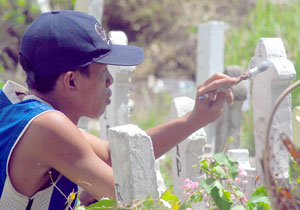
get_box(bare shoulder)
[24,111,94,167]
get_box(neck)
[30,90,81,125]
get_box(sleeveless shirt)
[0,81,78,210]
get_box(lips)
[106,88,112,104]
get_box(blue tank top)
[0,81,78,210]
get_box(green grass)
[131,91,172,130]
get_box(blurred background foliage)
[1,0,300,156]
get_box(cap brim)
[94,44,144,66]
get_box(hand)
[188,73,236,128]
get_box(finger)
[197,73,230,89]
[202,73,234,87]
[212,91,228,109]
[197,77,236,97]
[226,89,234,106]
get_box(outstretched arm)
[147,73,236,158]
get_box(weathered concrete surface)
[251,38,296,178]
[168,97,206,202]
[108,124,159,204]
[196,21,228,152]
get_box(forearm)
[146,111,203,159]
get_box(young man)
[0,10,235,209]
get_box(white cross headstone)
[168,97,206,202]
[108,124,159,204]
[251,38,296,178]
[74,0,104,23]
[36,0,51,13]
[196,21,227,153]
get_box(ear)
[62,71,77,91]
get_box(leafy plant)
[77,153,271,210]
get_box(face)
[77,63,113,118]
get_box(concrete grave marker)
[108,124,159,204]
[168,97,206,201]
[196,21,227,153]
[75,0,104,23]
[251,38,296,178]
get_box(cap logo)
[95,23,111,45]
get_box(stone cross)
[36,0,51,13]
[168,97,206,202]
[214,66,247,152]
[108,124,159,204]
[251,38,296,178]
[74,0,104,23]
[99,31,135,140]
[196,21,227,153]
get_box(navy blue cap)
[19,10,144,76]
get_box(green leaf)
[213,153,230,166]
[160,190,179,207]
[211,187,233,210]
[248,186,271,209]
[250,186,270,204]
[235,190,246,199]
[213,153,239,178]
[199,159,210,172]
[200,178,221,194]
[191,191,203,203]
[232,205,246,210]
[213,165,229,179]
[85,198,116,210]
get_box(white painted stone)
[226,149,256,198]
[108,124,159,204]
[196,21,227,151]
[36,0,51,13]
[251,38,296,178]
[292,106,300,148]
[168,97,206,202]
[227,149,252,170]
[75,0,104,23]
[196,21,227,84]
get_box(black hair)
[19,53,90,94]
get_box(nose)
[106,69,114,87]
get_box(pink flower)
[242,179,248,184]
[186,208,192,210]
[235,177,241,184]
[226,179,232,183]
[238,168,248,177]
[241,196,247,203]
